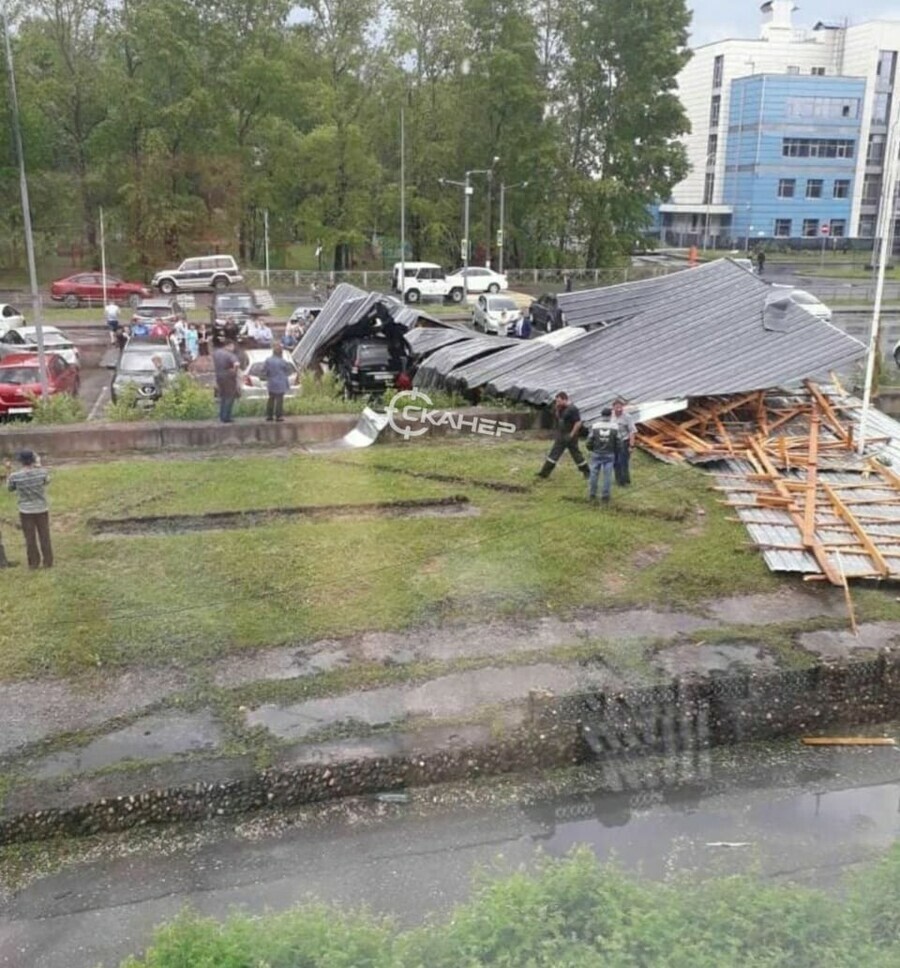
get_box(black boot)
[579,464,590,479]
[536,460,555,479]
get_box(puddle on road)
[524,749,900,885]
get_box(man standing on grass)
[5,450,52,569]
[213,339,241,424]
[611,398,637,487]
[536,391,590,480]
[587,408,618,505]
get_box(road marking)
[88,385,108,421]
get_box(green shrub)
[152,374,216,421]
[121,846,900,967]
[28,392,87,425]
[104,384,146,422]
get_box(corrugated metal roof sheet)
[414,261,866,425]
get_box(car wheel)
[159,279,176,295]
[487,283,499,294]
[128,294,141,308]
[449,287,463,304]
[64,294,79,309]
[212,276,229,290]
[405,289,420,304]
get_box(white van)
[391,261,440,293]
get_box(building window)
[872,93,891,125]
[774,219,792,237]
[806,179,824,199]
[710,95,721,127]
[876,50,897,84]
[802,219,819,237]
[833,179,850,199]
[706,134,718,166]
[712,54,724,89]
[868,134,886,165]
[862,174,882,204]
[778,178,796,198]
[787,65,801,75]
[829,219,847,237]
[858,214,876,237]
[786,97,860,120]
[703,172,715,205]
[782,138,855,159]
[811,67,826,76]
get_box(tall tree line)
[0,0,691,275]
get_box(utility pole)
[462,171,472,299]
[400,105,405,298]
[497,181,528,276]
[3,11,47,395]
[100,207,108,308]
[263,209,270,287]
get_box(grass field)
[0,438,794,682]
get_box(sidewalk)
[2,585,899,843]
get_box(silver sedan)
[472,294,522,336]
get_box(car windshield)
[219,295,255,312]
[487,297,517,311]
[357,343,389,362]
[120,352,174,372]
[0,366,39,385]
[134,306,172,318]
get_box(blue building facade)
[722,74,866,242]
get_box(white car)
[401,264,465,304]
[452,267,509,293]
[770,285,832,321]
[0,325,80,366]
[0,304,26,336]
[239,348,300,400]
[472,294,522,335]
[152,255,243,294]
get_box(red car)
[0,353,80,419]
[50,273,151,309]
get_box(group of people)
[211,340,294,424]
[0,449,53,570]
[535,391,636,504]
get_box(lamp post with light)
[439,157,499,299]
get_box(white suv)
[401,264,465,304]
[152,255,243,294]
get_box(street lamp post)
[498,181,528,276]
[439,159,499,300]
[858,116,900,454]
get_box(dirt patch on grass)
[88,496,475,536]
[326,458,530,493]
[631,544,671,570]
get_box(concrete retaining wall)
[0,409,540,459]
[2,651,900,844]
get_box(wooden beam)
[822,483,890,577]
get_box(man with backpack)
[587,408,618,504]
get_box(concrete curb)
[0,409,541,459]
[2,650,900,845]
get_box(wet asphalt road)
[3,738,900,968]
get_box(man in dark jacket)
[587,408,618,504]
[536,391,590,480]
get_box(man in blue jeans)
[212,340,241,423]
[587,408,618,505]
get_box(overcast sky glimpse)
[689,1,900,47]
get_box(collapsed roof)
[411,260,866,424]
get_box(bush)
[152,374,216,421]
[121,846,900,967]
[28,392,87,425]
[104,384,147,422]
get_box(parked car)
[0,352,80,419]
[209,290,258,344]
[0,326,80,366]
[399,264,465,304]
[0,304,26,335]
[130,298,183,338]
[333,337,403,397]
[528,293,565,332]
[451,267,509,293]
[392,261,441,293]
[770,285,832,321]
[110,342,181,405]
[50,272,151,309]
[152,254,243,294]
[472,294,522,335]
[239,348,301,400]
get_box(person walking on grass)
[261,343,294,422]
[213,339,241,423]
[587,408,618,505]
[536,391,590,480]
[5,450,52,569]
[611,398,637,486]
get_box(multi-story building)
[659,1,900,248]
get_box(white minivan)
[392,261,439,293]
[153,255,243,294]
